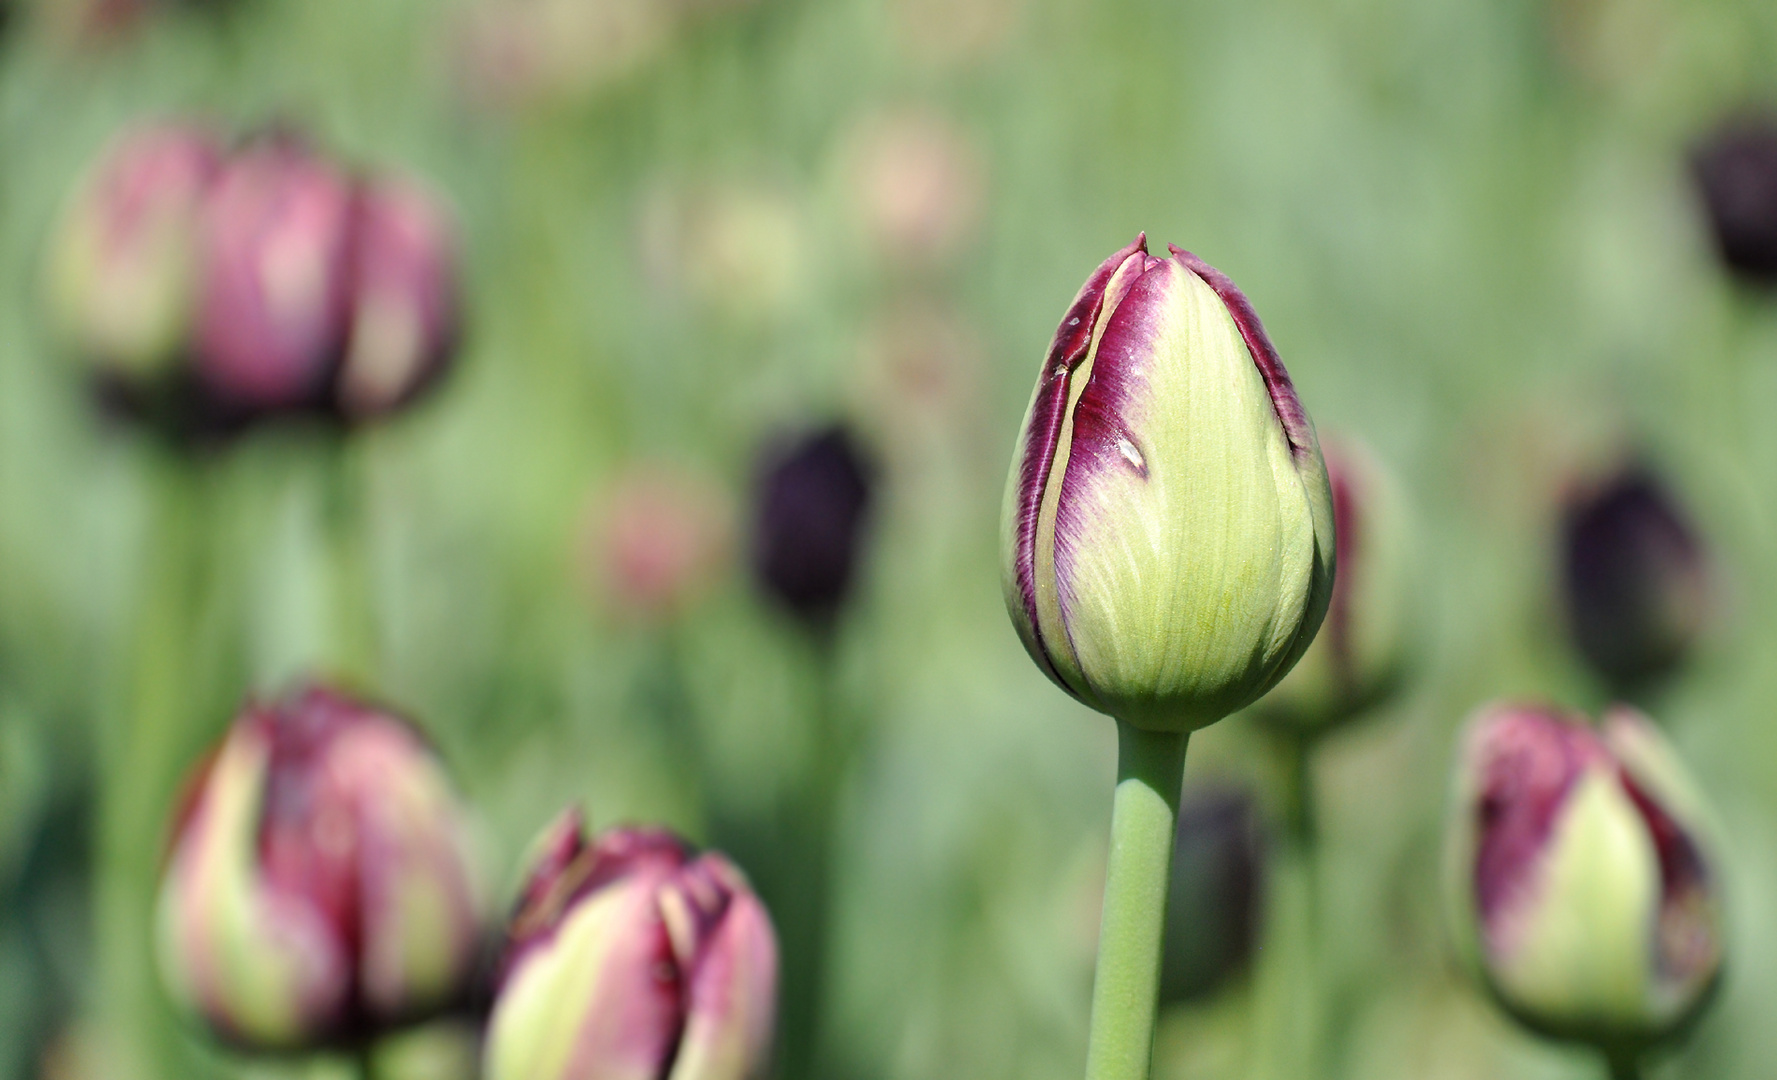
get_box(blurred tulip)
[1691,113,1777,284]
[337,174,462,421]
[455,0,676,111]
[750,425,876,627]
[1000,234,1334,732]
[1560,463,1709,693]
[484,812,778,1080]
[581,464,731,621]
[888,0,1017,67]
[155,686,483,1050]
[1160,786,1265,1004]
[845,110,985,269]
[1257,435,1416,734]
[47,121,221,388]
[1445,703,1723,1054]
[193,135,355,417]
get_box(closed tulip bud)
[1691,114,1777,284]
[47,121,221,386]
[156,686,484,1050]
[1001,235,1335,731]
[337,174,462,421]
[1160,786,1265,1004]
[193,135,355,416]
[1561,464,1709,693]
[750,425,876,627]
[485,813,778,1080]
[581,465,731,622]
[1445,703,1724,1054]
[1256,435,1415,733]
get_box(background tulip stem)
[1257,730,1329,1080]
[1605,1050,1644,1080]
[97,455,222,1080]
[355,1042,378,1080]
[319,435,378,687]
[1083,721,1189,1080]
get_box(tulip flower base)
[1084,723,1188,1080]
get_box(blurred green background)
[4,0,1777,1077]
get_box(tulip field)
[6,0,1777,1078]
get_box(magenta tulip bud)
[47,120,222,387]
[1691,113,1777,284]
[1445,703,1724,1053]
[337,174,462,421]
[155,685,484,1050]
[193,136,355,417]
[485,812,778,1080]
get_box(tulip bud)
[337,174,462,421]
[484,812,778,1080]
[156,686,483,1050]
[1691,114,1777,284]
[1160,786,1265,1004]
[1001,235,1335,732]
[750,425,876,627]
[1445,703,1724,1052]
[1560,464,1709,693]
[193,135,355,417]
[581,465,731,622]
[47,121,221,387]
[1256,435,1415,733]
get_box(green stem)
[96,457,214,1079]
[1252,732,1327,1080]
[1083,722,1189,1080]
[318,437,377,687]
[357,1042,378,1080]
[1605,1050,1643,1080]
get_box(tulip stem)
[356,1043,378,1080]
[1084,721,1189,1080]
[1605,1051,1644,1080]
[319,436,378,687]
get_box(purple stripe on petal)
[1011,234,1147,683]
[1050,258,1177,627]
[1168,247,1315,460]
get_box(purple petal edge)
[1168,246,1315,459]
[1012,234,1147,688]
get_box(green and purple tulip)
[1445,702,1724,1055]
[1000,234,1335,731]
[336,174,462,421]
[1256,434,1416,734]
[155,685,484,1051]
[193,134,356,417]
[484,812,778,1080]
[47,119,221,388]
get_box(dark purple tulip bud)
[193,136,355,417]
[1560,464,1709,692]
[155,685,484,1050]
[47,121,222,390]
[1445,703,1724,1050]
[484,812,779,1080]
[1160,786,1265,1004]
[336,175,462,421]
[750,425,875,626]
[1691,114,1777,283]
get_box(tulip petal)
[665,858,779,1080]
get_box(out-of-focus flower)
[1256,435,1416,734]
[1560,463,1709,693]
[682,185,808,324]
[484,812,778,1080]
[1691,114,1777,284]
[580,464,732,621]
[1160,786,1265,1004]
[454,0,676,112]
[750,425,876,627]
[1000,235,1334,732]
[156,685,483,1051]
[193,135,356,417]
[337,175,462,421]
[1445,703,1724,1053]
[47,121,221,388]
[888,0,1018,67]
[852,298,983,459]
[844,109,985,270]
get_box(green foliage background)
[3,0,1777,1077]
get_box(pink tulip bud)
[193,136,355,417]
[580,465,731,622]
[337,174,462,421]
[485,812,778,1080]
[156,685,484,1050]
[47,120,222,386]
